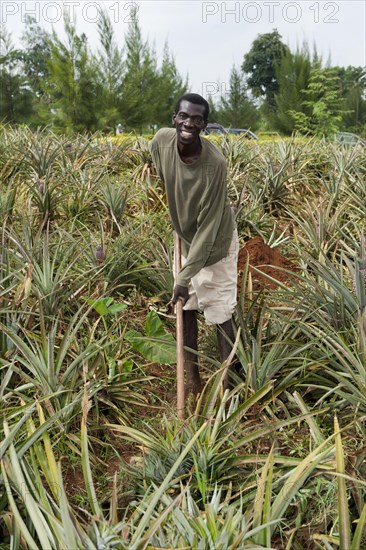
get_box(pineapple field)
[1,125,366,549]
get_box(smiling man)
[150,93,239,394]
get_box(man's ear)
[172,112,177,126]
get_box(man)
[150,93,239,394]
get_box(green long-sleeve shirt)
[150,128,235,286]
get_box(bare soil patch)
[238,236,298,293]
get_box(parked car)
[203,123,227,135]
[334,132,366,146]
[226,128,258,140]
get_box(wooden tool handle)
[174,232,185,419]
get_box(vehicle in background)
[203,123,227,135]
[226,128,258,139]
[334,132,366,146]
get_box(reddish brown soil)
[237,236,298,293]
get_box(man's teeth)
[181,131,193,138]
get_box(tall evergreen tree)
[47,15,100,132]
[218,65,259,130]
[120,6,158,133]
[271,43,313,134]
[21,17,51,98]
[95,9,124,131]
[154,43,187,127]
[19,17,52,124]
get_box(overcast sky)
[2,0,366,98]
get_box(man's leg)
[185,229,239,390]
[183,309,201,394]
[216,317,237,389]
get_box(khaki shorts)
[180,230,239,325]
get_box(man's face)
[172,100,207,146]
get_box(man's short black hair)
[175,93,209,122]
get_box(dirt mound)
[237,236,297,292]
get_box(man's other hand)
[172,285,189,305]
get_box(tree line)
[0,7,186,134]
[1,9,365,136]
